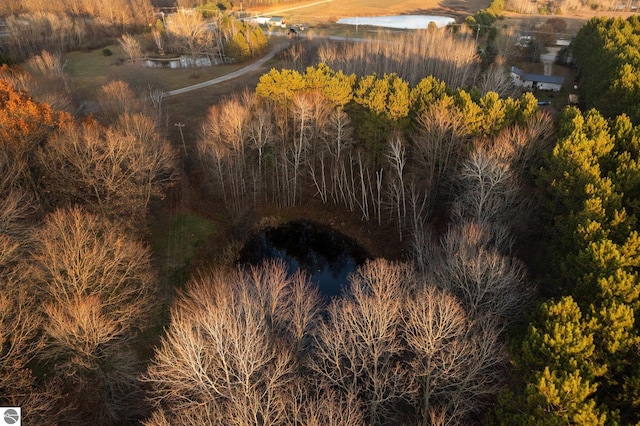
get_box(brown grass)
[246,0,491,24]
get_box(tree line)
[0,0,268,65]
[198,62,539,235]
[492,19,640,423]
[0,0,154,60]
[497,108,640,424]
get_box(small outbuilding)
[510,66,564,92]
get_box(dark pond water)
[238,220,370,297]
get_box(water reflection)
[238,220,370,297]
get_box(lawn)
[64,42,256,101]
[64,44,122,101]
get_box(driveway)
[164,43,287,97]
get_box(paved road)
[164,43,287,97]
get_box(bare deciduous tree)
[0,144,36,236]
[411,98,467,216]
[493,27,521,63]
[404,286,506,424]
[23,52,72,111]
[119,34,143,64]
[0,172,70,421]
[451,147,527,231]
[477,62,519,98]
[29,207,156,349]
[198,94,252,211]
[198,104,230,201]
[166,9,214,76]
[283,270,323,354]
[145,262,321,425]
[321,108,354,203]
[429,221,533,323]
[26,206,157,424]
[0,229,59,422]
[489,113,556,181]
[36,116,177,227]
[96,80,143,124]
[286,384,366,426]
[309,259,414,425]
[27,49,66,76]
[146,84,165,122]
[247,105,274,202]
[289,92,315,205]
[386,137,407,238]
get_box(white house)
[249,16,270,25]
[510,66,564,92]
[267,16,287,28]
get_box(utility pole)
[175,122,187,155]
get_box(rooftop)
[511,66,565,85]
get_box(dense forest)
[572,15,640,124]
[0,0,639,423]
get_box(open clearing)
[247,0,490,24]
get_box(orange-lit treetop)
[0,79,73,155]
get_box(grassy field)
[246,0,490,24]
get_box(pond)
[336,15,456,29]
[238,220,370,297]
